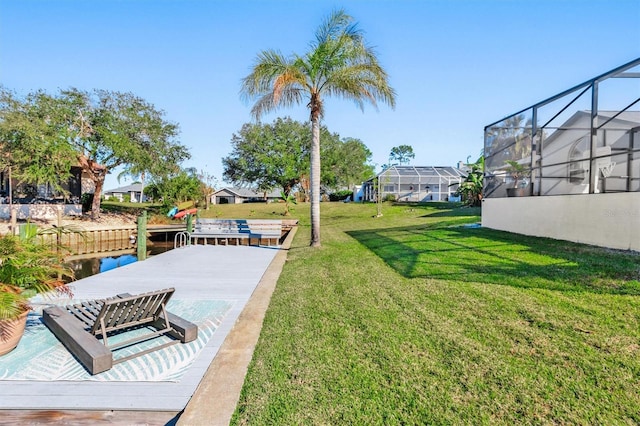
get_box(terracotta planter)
[0,310,29,356]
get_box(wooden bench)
[189,219,282,246]
[246,219,283,246]
[189,219,250,246]
[42,288,198,375]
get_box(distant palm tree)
[241,9,396,247]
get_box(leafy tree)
[0,88,77,198]
[223,118,375,200]
[223,117,310,197]
[454,156,484,207]
[197,169,218,210]
[389,144,415,165]
[0,87,189,218]
[321,136,375,191]
[145,169,202,208]
[63,89,189,217]
[240,9,396,247]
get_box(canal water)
[66,240,174,280]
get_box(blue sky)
[1,0,639,190]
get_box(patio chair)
[42,288,198,375]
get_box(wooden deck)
[0,244,279,413]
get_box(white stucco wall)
[482,193,640,252]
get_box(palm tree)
[241,9,396,247]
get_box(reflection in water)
[99,254,137,273]
[66,241,174,281]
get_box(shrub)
[329,190,353,201]
[81,193,94,213]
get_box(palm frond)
[314,9,361,47]
[240,50,291,98]
[241,51,310,119]
[240,10,395,123]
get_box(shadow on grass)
[392,201,463,210]
[347,224,640,295]
[419,206,481,218]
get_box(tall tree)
[0,88,77,196]
[389,144,415,165]
[0,87,189,218]
[223,117,310,197]
[321,136,375,191]
[223,118,374,197]
[145,168,202,208]
[241,9,396,247]
[62,89,189,217]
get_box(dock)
[0,230,293,424]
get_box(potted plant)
[0,229,73,356]
[504,160,531,197]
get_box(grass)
[217,201,640,424]
[211,202,640,423]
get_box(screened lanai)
[482,58,640,252]
[362,165,465,202]
[484,57,640,198]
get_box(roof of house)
[376,165,466,178]
[543,110,640,146]
[104,183,144,193]
[213,187,281,198]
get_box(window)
[569,137,589,184]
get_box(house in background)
[536,110,639,196]
[0,166,83,203]
[361,165,465,202]
[103,183,146,202]
[211,187,281,204]
[0,166,84,220]
[483,57,640,251]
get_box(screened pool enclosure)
[484,58,640,198]
[482,58,640,252]
[362,166,465,202]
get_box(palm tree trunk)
[310,114,321,247]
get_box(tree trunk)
[91,176,105,220]
[310,112,321,247]
[140,172,145,203]
[77,155,107,220]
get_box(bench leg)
[153,312,198,343]
[43,307,113,375]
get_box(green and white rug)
[0,299,235,382]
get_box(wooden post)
[186,213,193,245]
[57,205,63,250]
[137,211,147,261]
[10,206,17,236]
[57,206,63,228]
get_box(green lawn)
[211,201,639,424]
